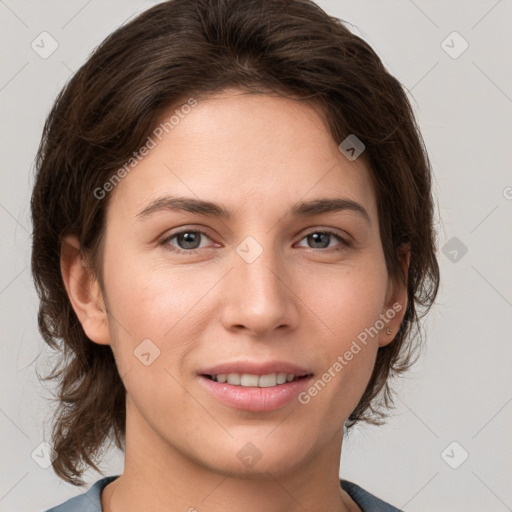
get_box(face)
[68,88,406,478]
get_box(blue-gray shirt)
[43,475,403,511]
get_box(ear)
[60,235,111,345]
[378,243,410,348]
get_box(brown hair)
[31,0,439,486]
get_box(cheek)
[104,250,202,328]
[295,261,388,413]
[303,259,389,338]
[101,253,216,375]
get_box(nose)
[219,237,300,338]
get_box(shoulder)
[340,479,403,512]
[43,475,120,512]
[43,475,399,512]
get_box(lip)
[197,360,314,412]
[198,360,311,377]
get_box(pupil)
[309,233,329,248]
[179,232,200,249]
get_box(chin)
[194,435,315,479]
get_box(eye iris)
[177,232,201,250]
[171,231,337,251]
[308,232,330,249]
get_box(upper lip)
[199,360,313,377]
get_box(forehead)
[106,89,377,222]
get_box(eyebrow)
[136,195,371,224]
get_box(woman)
[32,0,439,510]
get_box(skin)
[61,88,408,512]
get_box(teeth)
[209,372,302,387]
[258,374,277,387]
[227,373,241,385]
[240,374,259,387]
[276,373,288,384]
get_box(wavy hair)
[31,0,439,486]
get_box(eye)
[161,229,215,254]
[295,230,351,251]
[160,228,351,255]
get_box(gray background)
[1,0,511,511]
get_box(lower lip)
[198,375,313,412]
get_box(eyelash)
[160,228,351,255]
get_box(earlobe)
[378,243,411,348]
[60,235,111,345]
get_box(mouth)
[197,361,314,412]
